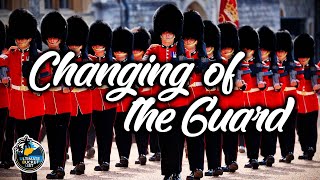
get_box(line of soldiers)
[0,4,319,180]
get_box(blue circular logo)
[12,135,45,173]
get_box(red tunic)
[296,65,319,114]
[245,60,265,108]
[40,55,72,115]
[89,55,117,111]
[0,49,45,120]
[144,44,189,108]
[280,61,298,109]
[264,61,284,109]
[70,55,92,116]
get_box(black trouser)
[1,116,15,162]
[44,113,70,170]
[205,128,222,170]
[86,121,96,150]
[92,108,116,164]
[186,110,204,171]
[245,120,261,160]
[278,109,297,157]
[134,117,149,156]
[14,116,42,180]
[69,113,91,166]
[222,131,238,165]
[159,106,186,176]
[114,112,132,158]
[296,111,318,153]
[260,116,278,158]
[239,133,245,147]
[150,130,160,153]
[0,108,8,158]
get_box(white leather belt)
[266,86,274,91]
[189,82,203,87]
[206,87,217,91]
[296,90,315,96]
[49,87,62,91]
[244,88,260,93]
[71,87,87,93]
[284,87,296,91]
[98,85,108,90]
[11,84,29,91]
[141,87,152,92]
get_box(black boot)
[94,162,110,171]
[139,154,147,165]
[212,167,223,176]
[266,155,275,167]
[149,152,161,161]
[46,167,65,179]
[70,162,85,175]
[307,147,315,160]
[115,156,128,167]
[172,173,181,180]
[228,161,238,172]
[285,152,294,163]
[85,147,95,159]
[244,159,259,169]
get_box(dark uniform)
[238,25,262,169]
[88,20,117,171]
[182,10,207,180]
[147,29,161,162]
[40,11,70,179]
[143,4,186,180]
[0,9,44,180]
[217,22,240,173]
[132,27,151,165]
[257,26,279,167]
[66,16,92,175]
[112,26,134,168]
[294,34,319,160]
[276,30,297,163]
[202,20,224,177]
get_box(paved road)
[1,127,320,180]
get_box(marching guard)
[88,20,117,171]
[0,9,45,180]
[40,11,71,179]
[132,26,151,165]
[294,34,319,161]
[66,15,92,175]
[275,29,298,163]
[112,26,134,168]
[202,20,224,177]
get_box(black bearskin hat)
[275,30,292,53]
[149,29,160,44]
[66,15,89,46]
[9,8,37,39]
[294,33,314,58]
[218,22,238,50]
[132,26,151,52]
[41,11,67,44]
[238,25,259,50]
[5,25,14,49]
[258,26,275,51]
[153,4,183,42]
[182,10,204,41]
[88,20,112,48]
[35,29,42,51]
[203,20,220,49]
[0,20,5,52]
[112,26,133,55]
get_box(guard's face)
[221,47,234,60]
[276,50,287,61]
[15,38,32,50]
[114,51,128,61]
[298,57,310,66]
[260,49,270,61]
[161,32,175,44]
[206,46,214,56]
[133,50,144,61]
[47,38,61,49]
[68,45,82,53]
[92,45,106,53]
[184,38,197,50]
[243,48,254,58]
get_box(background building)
[0,0,318,60]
